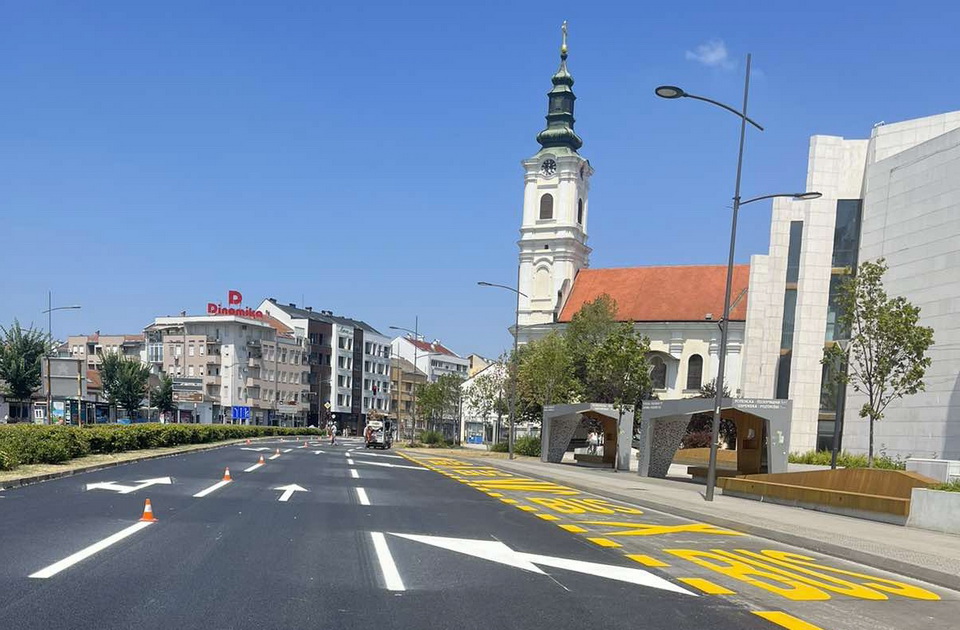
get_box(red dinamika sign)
[207,290,264,320]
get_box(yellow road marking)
[626,554,669,567]
[517,506,538,512]
[536,514,561,521]
[558,524,588,533]
[753,611,824,630]
[586,537,621,548]
[499,498,519,504]
[486,492,504,497]
[678,578,735,595]
[578,521,743,537]
[529,497,643,515]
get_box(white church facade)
[514,27,748,402]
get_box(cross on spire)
[561,20,568,57]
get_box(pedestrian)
[587,429,599,455]
[328,421,337,446]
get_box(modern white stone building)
[390,336,469,383]
[742,111,960,458]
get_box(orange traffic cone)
[140,499,158,522]
[222,467,232,481]
[303,440,308,447]
[275,448,281,456]
[258,455,265,464]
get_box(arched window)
[686,354,703,391]
[577,198,584,224]
[539,194,554,220]
[650,355,667,390]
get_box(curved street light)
[390,320,420,444]
[41,291,82,346]
[655,54,821,502]
[477,281,528,460]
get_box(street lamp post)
[41,292,82,425]
[656,54,821,501]
[477,280,528,461]
[390,318,419,443]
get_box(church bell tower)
[516,22,592,337]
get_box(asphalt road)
[2,441,952,630]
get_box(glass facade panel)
[832,200,862,269]
[775,221,803,399]
[786,221,803,284]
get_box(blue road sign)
[232,406,251,421]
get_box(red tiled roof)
[557,264,750,323]
[406,338,459,357]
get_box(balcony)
[248,357,261,368]
[247,339,261,348]
[245,377,260,388]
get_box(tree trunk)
[868,415,875,468]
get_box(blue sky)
[3,1,960,358]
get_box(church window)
[686,355,703,390]
[539,194,554,220]
[577,198,584,224]
[650,356,667,390]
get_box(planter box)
[907,488,960,535]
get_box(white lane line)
[282,449,293,453]
[244,462,264,472]
[347,458,355,465]
[352,452,403,459]
[354,460,427,471]
[350,469,359,479]
[193,479,232,498]
[30,521,154,579]
[370,532,405,591]
[268,453,281,460]
[356,487,371,505]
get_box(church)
[515,26,749,401]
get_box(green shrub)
[788,450,906,470]
[420,430,444,445]
[514,435,541,457]
[0,423,321,471]
[932,480,960,492]
[489,441,508,453]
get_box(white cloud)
[685,40,735,70]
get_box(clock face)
[540,159,557,176]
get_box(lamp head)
[655,85,686,99]
[792,192,822,201]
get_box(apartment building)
[391,336,469,382]
[390,357,428,438]
[144,314,309,425]
[259,299,391,433]
[65,333,145,371]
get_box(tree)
[517,332,580,409]
[416,373,464,434]
[685,379,737,448]
[0,320,50,407]
[586,322,651,466]
[822,259,935,467]
[152,374,176,420]
[99,352,151,420]
[565,294,618,388]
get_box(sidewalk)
[456,454,960,592]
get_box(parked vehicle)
[363,419,393,449]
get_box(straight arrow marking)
[86,477,173,494]
[275,484,307,502]
[313,450,326,454]
[355,460,427,471]
[239,447,271,452]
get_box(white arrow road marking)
[388,533,693,595]
[274,484,308,502]
[239,447,271,452]
[85,477,173,494]
[350,469,359,478]
[244,462,264,472]
[193,479,232,498]
[356,487,370,505]
[352,452,403,459]
[313,450,326,454]
[30,521,154,579]
[354,460,427,471]
[370,532,405,591]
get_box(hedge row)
[0,424,322,471]
[787,449,906,470]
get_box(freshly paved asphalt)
[0,438,776,630]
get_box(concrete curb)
[0,436,288,491]
[467,456,960,593]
